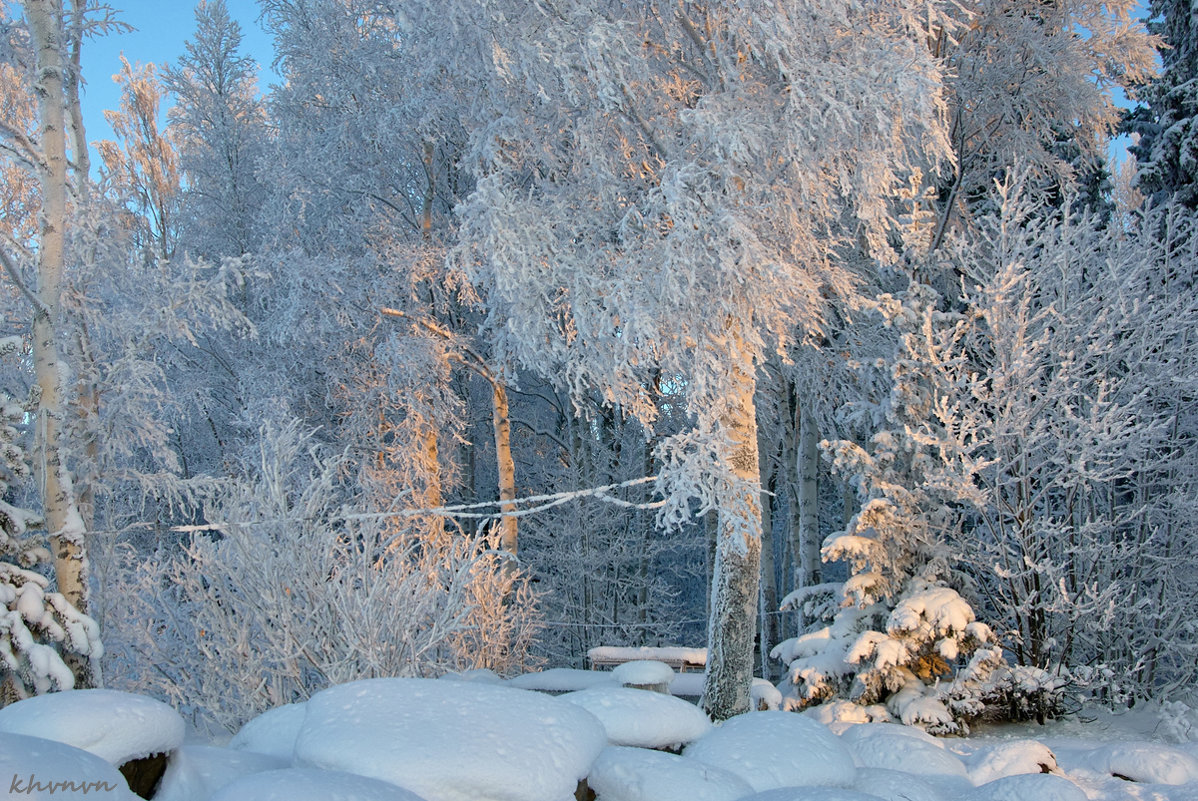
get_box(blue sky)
[80,0,276,158]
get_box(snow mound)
[735,788,886,800]
[851,767,948,801]
[293,677,607,801]
[586,745,753,801]
[683,710,856,791]
[669,672,705,697]
[0,732,138,800]
[1086,741,1198,785]
[208,768,431,801]
[438,668,502,684]
[753,678,784,711]
[612,660,675,687]
[559,686,711,749]
[838,723,967,779]
[805,701,891,730]
[229,702,308,761]
[964,739,1058,785]
[964,773,1087,801]
[153,745,287,801]
[0,688,184,765]
[506,668,617,693]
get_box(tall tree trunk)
[796,400,821,589]
[757,412,779,683]
[491,376,517,559]
[28,0,93,686]
[703,353,763,721]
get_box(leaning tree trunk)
[27,0,93,685]
[703,352,763,721]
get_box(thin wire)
[171,474,663,534]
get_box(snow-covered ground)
[0,665,1196,801]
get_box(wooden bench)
[587,645,707,673]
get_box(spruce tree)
[1127,0,1198,207]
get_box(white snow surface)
[559,685,711,748]
[735,789,886,800]
[505,667,618,693]
[292,677,607,801]
[963,772,1088,801]
[1075,740,1198,785]
[207,768,431,801]
[851,767,947,801]
[612,659,675,687]
[228,702,308,761]
[0,732,139,800]
[958,739,1058,785]
[153,745,288,801]
[838,723,968,779]
[0,688,184,765]
[586,745,754,801]
[683,710,857,791]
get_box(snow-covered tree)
[1126,0,1198,208]
[163,0,269,261]
[0,337,101,702]
[931,0,1154,247]
[97,56,181,262]
[5,1,93,687]
[785,176,1198,722]
[935,180,1198,701]
[442,0,954,719]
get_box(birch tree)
[163,0,268,261]
[444,0,952,718]
[0,0,93,688]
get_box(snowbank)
[612,659,675,687]
[586,745,753,801]
[683,710,856,791]
[964,773,1088,801]
[208,768,431,801]
[735,789,887,800]
[559,686,711,748]
[838,723,968,779]
[228,702,308,761]
[292,677,607,801]
[1073,741,1198,785]
[506,667,618,693]
[153,745,287,801]
[0,732,139,800]
[851,767,948,801]
[0,688,184,764]
[961,739,1058,785]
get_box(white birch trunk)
[27,0,93,686]
[491,378,517,560]
[702,353,763,721]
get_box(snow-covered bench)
[587,645,707,673]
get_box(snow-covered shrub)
[0,342,102,702]
[108,422,540,732]
[772,285,1009,733]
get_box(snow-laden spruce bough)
[0,677,1195,800]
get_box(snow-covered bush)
[108,422,540,732]
[772,284,1009,733]
[0,337,102,702]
